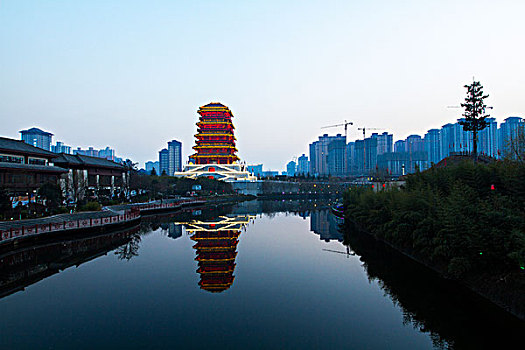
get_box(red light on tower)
[490,184,495,191]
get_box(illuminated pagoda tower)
[174,102,256,182]
[178,215,254,293]
[191,103,239,165]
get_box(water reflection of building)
[160,223,183,240]
[310,210,343,242]
[176,215,255,293]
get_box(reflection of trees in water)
[343,223,524,349]
[0,226,140,299]
[114,234,142,261]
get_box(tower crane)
[357,127,384,176]
[357,127,383,140]
[321,120,354,141]
[321,120,354,175]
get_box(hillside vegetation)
[344,161,525,278]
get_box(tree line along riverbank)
[343,160,525,320]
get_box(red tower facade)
[189,102,239,165]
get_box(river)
[0,199,523,349]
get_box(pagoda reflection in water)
[176,215,255,293]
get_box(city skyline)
[2,1,525,169]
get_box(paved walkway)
[0,210,125,231]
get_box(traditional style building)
[0,137,67,197]
[53,154,129,202]
[175,102,256,182]
[190,103,239,165]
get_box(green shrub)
[79,201,102,212]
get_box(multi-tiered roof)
[190,102,239,165]
[180,215,254,293]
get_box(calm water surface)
[0,200,523,349]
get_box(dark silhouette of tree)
[37,183,63,210]
[150,167,157,176]
[459,80,490,157]
[0,187,11,219]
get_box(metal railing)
[0,211,140,244]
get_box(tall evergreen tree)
[459,80,490,157]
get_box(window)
[0,154,23,164]
[28,158,46,165]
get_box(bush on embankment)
[343,161,525,279]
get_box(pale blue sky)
[1,0,524,170]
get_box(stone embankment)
[0,198,205,246]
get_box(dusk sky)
[1,0,524,170]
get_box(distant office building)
[424,129,440,164]
[168,140,182,175]
[51,141,71,154]
[297,154,309,175]
[20,127,53,151]
[286,160,297,177]
[159,148,169,175]
[499,116,524,158]
[247,164,263,177]
[146,161,160,174]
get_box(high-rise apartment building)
[159,148,169,175]
[168,140,182,175]
[297,154,309,175]
[286,160,297,176]
[372,132,393,155]
[20,127,53,151]
[98,147,116,161]
[424,129,440,164]
[51,141,71,154]
[327,138,346,176]
[146,161,160,174]
[309,134,346,176]
[499,117,524,158]
[394,140,406,153]
[478,117,498,158]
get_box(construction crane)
[357,127,383,140]
[357,127,384,176]
[321,120,354,141]
[321,120,354,174]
